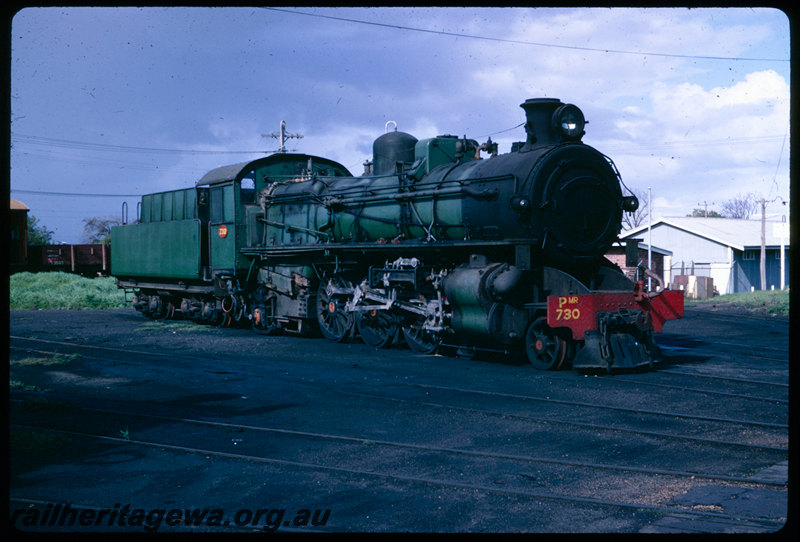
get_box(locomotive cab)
[196,153,353,279]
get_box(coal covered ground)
[8,305,792,534]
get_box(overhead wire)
[12,189,143,198]
[599,134,788,154]
[11,132,270,155]
[262,7,789,63]
[11,7,788,159]
[11,8,789,200]
[767,121,789,201]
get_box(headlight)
[623,196,639,212]
[552,104,585,140]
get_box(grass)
[135,320,214,333]
[687,288,790,316]
[10,380,46,392]
[9,271,128,310]
[11,353,81,366]
[10,354,78,392]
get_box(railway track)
[9,310,790,533]
[10,396,787,533]
[9,338,788,432]
[10,337,788,452]
[9,391,788,486]
[8,333,789,392]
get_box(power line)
[264,7,789,63]
[598,134,789,154]
[767,122,789,200]
[11,133,269,155]
[12,189,141,198]
[12,127,790,176]
[476,122,525,139]
[13,148,203,174]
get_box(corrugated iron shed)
[622,217,789,251]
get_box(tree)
[687,208,724,218]
[82,216,121,244]
[621,186,651,230]
[27,215,54,245]
[720,193,758,219]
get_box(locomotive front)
[518,99,636,267]
[432,98,639,273]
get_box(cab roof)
[196,153,352,187]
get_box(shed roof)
[622,217,790,251]
[608,240,672,256]
[10,199,29,211]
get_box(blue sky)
[9,7,790,243]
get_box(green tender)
[111,220,202,278]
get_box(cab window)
[210,184,235,223]
[241,172,255,204]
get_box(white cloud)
[10,7,790,241]
[592,65,790,215]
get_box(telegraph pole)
[697,201,714,217]
[648,187,652,290]
[262,121,303,153]
[759,197,766,290]
[756,196,788,291]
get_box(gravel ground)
[8,307,792,534]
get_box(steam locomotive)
[111,98,683,371]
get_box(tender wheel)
[402,324,440,354]
[180,298,200,322]
[357,309,398,348]
[525,317,566,370]
[145,295,166,319]
[201,300,221,325]
[159,300,178,320]
[316,278,354,342]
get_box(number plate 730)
[554,296,581,320]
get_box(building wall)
[625,222,790,295]
[647,224,731,266]
[733,248,791,292]
[604,248,665,284]
[643,224,733,294]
